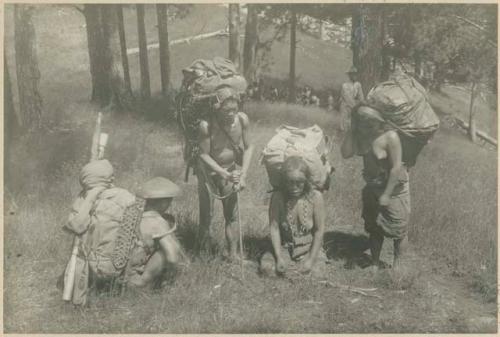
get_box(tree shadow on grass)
[323,230,372,269]
[242,231,373,270]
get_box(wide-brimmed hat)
[137,177,181,199]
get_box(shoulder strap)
[111,197,146,270]
[214,114,244,152]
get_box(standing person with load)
[176,57,253,262]
[62,159,185,304]
[260,125,334,277]
[195,86,254,261]
[339,66,365,131]
[341,71,439,270]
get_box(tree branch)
[72,4,84,15]
[449,14,497,48]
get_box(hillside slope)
[3,4,497,334]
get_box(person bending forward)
[260,156,327,277]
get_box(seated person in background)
[260,156,327,277]
[310,94,320,107]
[327,92,335,111]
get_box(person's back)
[83,187,136,279]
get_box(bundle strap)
[112,197,146,270]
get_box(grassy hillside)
[4,101,497,333]
[3,4,497,333]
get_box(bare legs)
[197,173,240,260]
[393,236,408,270]
[369,232,408,270]
[369,232,384,268]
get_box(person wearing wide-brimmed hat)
[127,177,185,288]
[339,66,364,131]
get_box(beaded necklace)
[285,194,313,237]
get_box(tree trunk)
[243,4,259,83]
[4,52,20,141]
[288,7,297,104]
[468,81,477,143]
[14,4,43,130]
[156,4,171,96]
[83,4,103,102]
[100,4,133,110]
[228,4,241,70]
[351,4,385,94]
[381,9,391,81]
[117,5,132,94]
[136,4,151,100]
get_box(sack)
[261,125,332,191]
[367,72,440,166]
[86,188,139,279]
[177,57,248,177]
[181,57,248,96]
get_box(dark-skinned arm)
[305,191,326,268]
[198,121,231,180]
[381,131,404,203]
[269,192,286,271]
[238,112,254,189]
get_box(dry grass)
[3,4,497,333]
[4,100,497,333]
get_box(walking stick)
[236,189,244,280]
[62,112,107,302]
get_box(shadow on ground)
[323,230,372,269]
[241,230,372,270]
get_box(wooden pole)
[455,116,497,147]
[468,81,477,143]
[63,112,103,302]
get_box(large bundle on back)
[176,57,247,180]
[262,125,333,191]
[366,72,440,167]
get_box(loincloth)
[362,181,411,239]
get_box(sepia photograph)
[3,2,498,334]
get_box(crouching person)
[127,177,184,288]
[259,157,327,278]
[63,160,183,305]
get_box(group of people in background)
[244,66,365,126]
